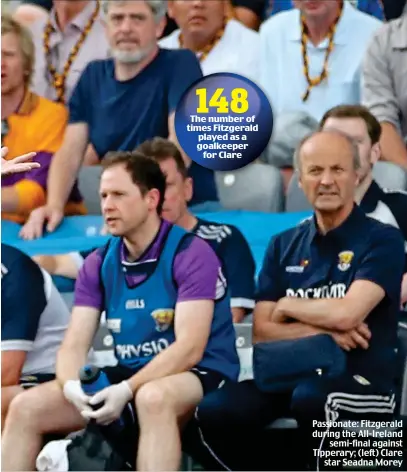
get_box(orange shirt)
[2,91,86,223]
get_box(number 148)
[196,87,249,114]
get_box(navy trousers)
[195,374,396,471]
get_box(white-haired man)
[21,0,202,240]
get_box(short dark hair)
[319,105,382,145]
[102,151,166,215]
[136,137,188,179]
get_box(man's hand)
[331,323,371,351]
[63,380,92,415]
[81,381,133,426]
[272,301,289,323]
[19,204,64,240]
[1,147,38,176]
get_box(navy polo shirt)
[68,48,202,158]
[257,206,404,381]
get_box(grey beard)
[110,43,155,64]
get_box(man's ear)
[355,169,361,188]
[184,177,193,203]
[167,1,175,20]
[156,16,167,39]
[297,170,303,190]
[370,142,381,167]
[147,188,161,211]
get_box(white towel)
[36,439,72,472]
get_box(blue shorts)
[103,363,226,396]
[20,373,55,389]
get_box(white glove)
[81,381,133,426]
[63,380,92,415]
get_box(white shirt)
[259,2,382,121]
[160,19,260,81]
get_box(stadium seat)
[234,323,254,381]
[373,162,407,191]
[261,111,318,168]
[78,165,103,215]
[215,163,285,212]
[91,320,117,367]
[285,172,312,213]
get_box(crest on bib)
[151,309,175,332]
[337,251,354,272]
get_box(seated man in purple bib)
[2,151,239,471]
[34,138,256,323]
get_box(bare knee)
[7,382,61,430]
[8,391,41,428]
[136,382,174,416]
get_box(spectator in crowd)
[232,0,265,30]
[161,0,260,80]
[194,130,404,470]
[1,147,39,176]
[162,1,265,36]
[1,244,70,430]
[13,0,51,27]
[20,0,202,240]
[1,15,85,224]
[362,13,407,169]
[160,0,259,210]
[2,152,239,472]
[320,105,407,306]
[260,0,381,122]
[34,138,256,323]
[29,0,109,104]
[267,0,385,20]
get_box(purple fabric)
[74,221,221,309]
[74,249,104,310]
[173,235,220,302]
[1,151,82,203]
[1,151,52,188]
